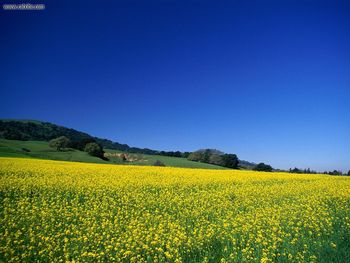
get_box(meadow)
[1,157,350,262]
[0,139,224,169]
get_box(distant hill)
[0,119,256,169]
[0,119,157,154]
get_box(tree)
[209,154,225,166]
[221,154,239,169]
[328,170,342,176]
[84,142,104,158]
[188,149,224,163]
[290,167,302,173]
[70,138,96,151]
[182,152,191,158]
[187,151,203,162]
[49,136,70,151]
[348,170,350,176]
[201,149,212,163]
[253,163,273,172]
[187,149,239,169]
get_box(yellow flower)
[1,157,350,263]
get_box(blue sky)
[1,0,349,172]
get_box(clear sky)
[1,0,349,172]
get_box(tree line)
[186,149,276,171]
[49,136,106,159]
[288,167,349,176]
[187,149,239,169]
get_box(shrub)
[84,142,104,158]
[49,136,70,151]
[221,154,239,169]
[188,149,238,169]
[253,163,273,172]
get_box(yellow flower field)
[1,157,350,262]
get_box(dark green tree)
[202,149,211,163]
[188,149,223,163]
[290,167,302,173]
[182,152,191,158]
[328,170,342,176]
[84,142,104,158]
[254,163,273,172]
[348,170,350,176]
[187,151,203,162]
[221,154,239,169]
[49,136,70,151]
[188,149,238,169]
[209,154,225,166]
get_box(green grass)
[105,149,227,169]
[0,139,107,164]
[0,139,226,169]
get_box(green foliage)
[0,120,91,142]
[187,151,203,162]
[49,136,70,151]
[209,154,225,166]
[188,149,238,169]
[327,170,343,176]
[70,138,97,151]
[221,154,239,169]
[188,149,223,162]
[253,163,273,172]
[348,170,350,176]
[159,151,190,158]
[84,142,104,158]
[289,167,317,174]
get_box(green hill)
[0,119,191,157]
[0,139,107,163]
[0,119,134,152]
[0,139,226,169]
[0,119,255,169]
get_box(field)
[1,158,350,262]
[0,139,224,169]
[0,139,107,164]
[104,149,226,169]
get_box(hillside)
[0,139,226,169]
[0,119,255,169]
[0,139,107,164]
[0,119,142,153]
